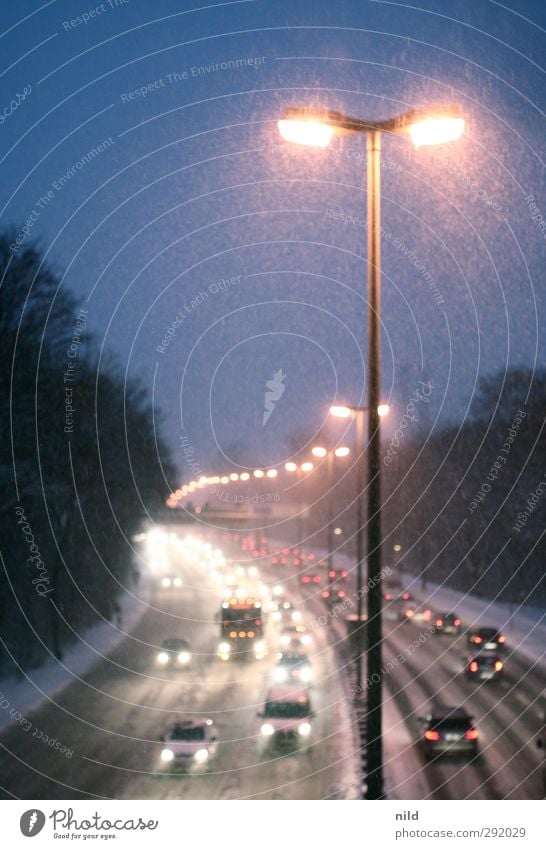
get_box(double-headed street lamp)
[279,105,464,799]
[311,445,350,574]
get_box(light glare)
[409,117,464,147]
[278,119,333,147]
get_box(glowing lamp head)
[409,114,464,148]
[330,405,352,419]
[285,462,298,472]
[278,119,333,148]
[312,446,327,458]
[334,446,350,457]
[301,462,314,472]
[378,404,390,417]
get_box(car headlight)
[157,652,169,665]
[173,577,183,587]
[254,641,265,653]
[261,723,275,736]
[218,642,231,654]
[160,748,174,762]
[161,577,171,588]
[194,748,209,763]
[298,722,311,736]
[291,611,302,622]
[280,635,290,646]
[301,635,311,645]
[177,651,191,664]
[274,667,288,683]
[299,666,312,682]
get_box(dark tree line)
[0,233,175,677]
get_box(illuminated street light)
[254,469,265,478]
[240,472,250,481]
[229,473,239,481]
[266,469,278,478]
[285,462,298,472]
[281,102,464,800]
[312,446,328,457]
[300,462,314,473]
[334,446,350,457]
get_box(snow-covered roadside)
[0,577,151,732]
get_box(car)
[434,612,462,635]
[466,650,504,681]
[158,719,217,769]
[159,575,183,589]
[468,627,506,651]
[419,707,478,759]
[400,602,433,624]
[273,652,313,685]
[384,589,413,603]
[258,686,314,746]
[280,625,312,649]
[155,638,192,668]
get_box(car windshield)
[265,700,310,718]
[169,726,205,741]
[279,654,308,667]
[477,629,498,638]
[162,639,187,651]
[432,718,470,732]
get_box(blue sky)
[1,0,544,478]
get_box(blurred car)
[466,650,504,681]
[384,589,413,603]
[280,625,312,649]
[156,638,192,668]
[273,652,313,685]
[258,686,314,746]
[434,612,462,635]
[468,627,506,651]
[159,719,217,769]
[419,707,478,759]
[271,600,302,624]
[400,602,433,624]
[159,575,183,589]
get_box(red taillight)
[271,557,278,564]
[425,730,440,741]
[424,610,431,621]
[469,661,479,673]
[293,558,300,566]
[281,558,287,565]
[302,576,311,583]
[465,728,478,741]
[313,575,320,583]
[436,619,443,627]
[402,592,410,600]
[338,590,346,598]
[454,619,461,626]
[474,636,483,644]
[308,553,315,560]
[322,591,330,598]
[329,570,336,579]
[282,548,289,555]
[341,570,348,578]
[498,635,505,644]
[494,660,503,671]
[385,593,392,601]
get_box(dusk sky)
[2,0,544,481]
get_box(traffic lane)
[119,594,359,799]
[0,561,356,799]
[382,618,543,799]
[0,565,218,800]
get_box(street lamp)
[311,445,350,572]
[279,102,464,800]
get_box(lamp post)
[280,104,464,800]
[330,404,389,696]
[311,445,350,575]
